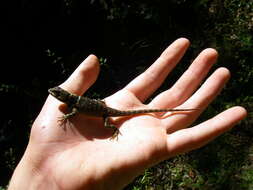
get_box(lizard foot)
[104,117,121,140]
[110,128,122,140]
[57,115,69,126]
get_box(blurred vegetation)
[1,0,253,189]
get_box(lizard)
[48,86,198,139]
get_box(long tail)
[107,107,198,117]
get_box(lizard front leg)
[58,107,78,125]
[104,116,120,140]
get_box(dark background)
[1,0,253,189]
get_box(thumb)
[61,54,100,95]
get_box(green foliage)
[238,164,253,189]
[4,148,16,170]
[125,156,206,190]
[91,0,158,21]
[0,84,18,93]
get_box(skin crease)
[8,38,247,190]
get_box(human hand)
[8,38,247,190]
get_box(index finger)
[125,38,190,102]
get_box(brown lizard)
[48,86,197,138]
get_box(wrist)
[8,152,59,190]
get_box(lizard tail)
[107,108,198,117]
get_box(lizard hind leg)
[104,117,121,140]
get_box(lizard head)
[48,86,71,102]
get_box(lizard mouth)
[48,88,56,96]
[48,87,61,97]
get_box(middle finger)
[150,48,218,108]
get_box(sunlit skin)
[8,38,247,190]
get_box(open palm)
[9,38,246,190]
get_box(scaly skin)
[48,86,197,138]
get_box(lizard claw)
[57,115,68,125]
[110,128,121,140]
